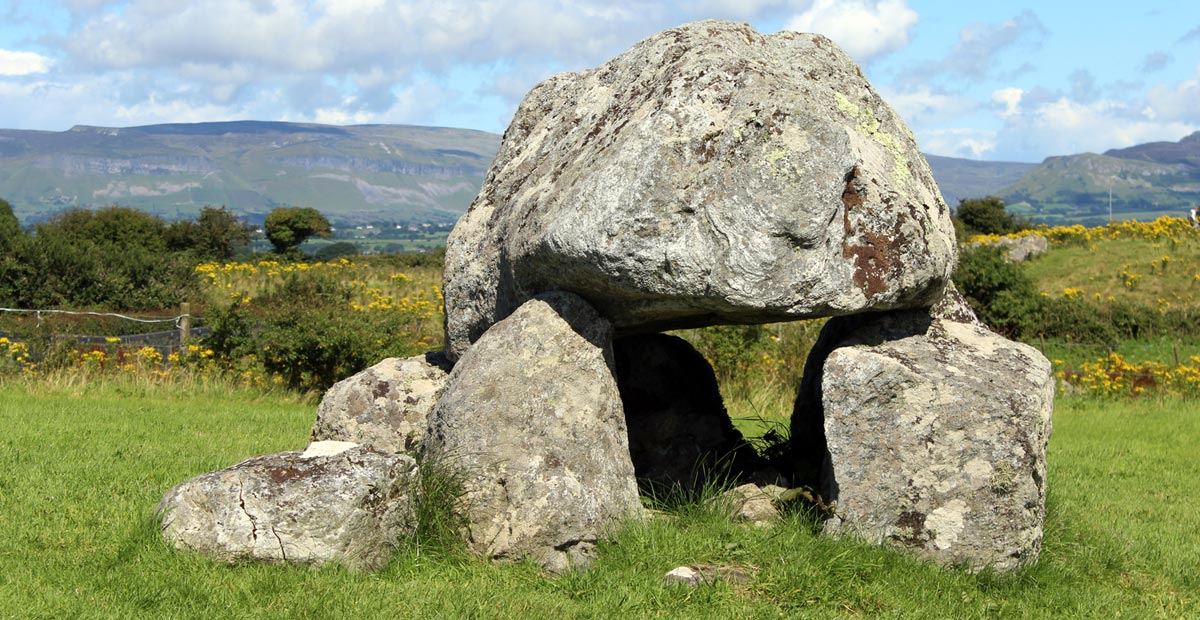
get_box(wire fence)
[0,304,205,361]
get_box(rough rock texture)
[443,19,956,360]
[425,292,642,570]
[613,333,763,488]
[969,234,1049,262]
[791,284,1054,572]
[718,483,786,527]
[664,564,758,587]
[311,353,452,453]
[156,442,418,571]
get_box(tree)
[6,206,196,310]
[313,241,360,261]
[165,206,253,259]
[264,207,332,255]
[953,197,1030,237]
[0,198,21,253]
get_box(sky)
[0,0,1198,163]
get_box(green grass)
[1037,335,1200,369]
[1,383,1197,618]
[1024,236,1200,309]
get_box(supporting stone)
[311,352,452,454]
[792,285,1054,572]
[425,292,642,571]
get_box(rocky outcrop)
[969,234,1049,262]
[311,353,452,454]
[159,20,1052,577]
[425,292,642,572]
[443,19,957,361]
[156,442,418,571]
[613,333,763,489]
[792,285,1054,572]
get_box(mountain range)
[0,121,499,226]
[2,121,1198,227]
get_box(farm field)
[2,217,1200,618]
[0,384,1196,619]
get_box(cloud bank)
[0,1,1197,163]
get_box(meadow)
[1,384,1196,619]
[2,217,1200,618]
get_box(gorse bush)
[955,213,1200,346]
[0,205,256,311]
[0,206,195,310]
[202,258,443,392]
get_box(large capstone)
[156,442,418,571]
[443,19,956,360]
[791,285,1054,572]
[424,291,642,571]
[311,353,452,454]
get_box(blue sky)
[1,0,1197,162]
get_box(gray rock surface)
[997,234,1049,262]
[311,353,452,453]
[444,19,956,360]
[791,284,1054,572]
[613,333,763,489]
[718,483,786,527]
[156,442,418,571]
[425,292,642,570]
[664,564,758,587]
[969,234,1049,262]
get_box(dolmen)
[157,20,1052,575]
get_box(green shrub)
[953,196,1030,237]
[204,270,431,392]
[0,206,199,310]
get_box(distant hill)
[998,132,1200,226]
[3,120,1197,229]
[922,154,1037,208]
[0,121,501,226]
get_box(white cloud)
[0,49,53,75]
[902,10,1047,86]
[685,0,788,19]
[784,0,918,62]
[994,96,1197,160]
[879,86,975,126]
[1144,65,1200,123]
[919,128,998,159]
[992,87,1023,118]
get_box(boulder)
[717,483,787,527]
[311,353,452,454]
[791,284,1054,572]
[664,564,758,587]
[613,333,763,489]
[444,19,956,360]
[156,442,418,571]
[969,234,1049,262]
[424,292,642,571]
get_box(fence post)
[180,302,191,346]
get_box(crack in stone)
[236,478,258,548]
[270,525,288,562]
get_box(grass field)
[1024,236,1200,309]
[1,382,1196,619]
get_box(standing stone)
[792,285,1054,572]
[156,442,418,571]
[311,353,452,454]
[425,292,642,571]
[444,19,956,360]
[613,333,763,489]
